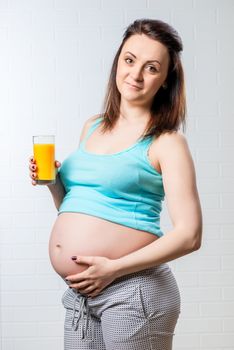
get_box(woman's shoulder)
[150,130,189,165]
[78,114,102,146]
[147,130,188,175]
[87,113,103,126]
[155,129,188,150]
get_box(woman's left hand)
[65,256,119,297]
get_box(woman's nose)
[130,65,143,81]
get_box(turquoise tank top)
[58,116,165,237]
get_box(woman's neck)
[119,100,151,125]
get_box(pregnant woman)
[29,19,202,350]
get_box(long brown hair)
[99,18,187,139]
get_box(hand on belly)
[64,255,118,298]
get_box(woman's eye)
[148,66,157,72]
[125,58,132,64]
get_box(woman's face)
[116,34,170,108]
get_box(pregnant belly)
[49,212,158,278]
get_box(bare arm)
[113,131,203,277]
[47,172,66,211]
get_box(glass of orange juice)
[33,135,56,185]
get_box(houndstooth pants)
[62,263,181,350]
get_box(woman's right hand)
[29,156,61,186]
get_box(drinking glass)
[33,135,56,185]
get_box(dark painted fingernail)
[71,256,77,260]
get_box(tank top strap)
[136,134,156,158]
[80,116,103,147]
[138,134,155,149]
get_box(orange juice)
[33,135,56,185]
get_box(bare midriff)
[48,212,159,278]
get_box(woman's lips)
[125,82,142,90]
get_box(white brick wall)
[0,0,233,349]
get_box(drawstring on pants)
[71,292,94,340]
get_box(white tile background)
[0,0,234,349]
